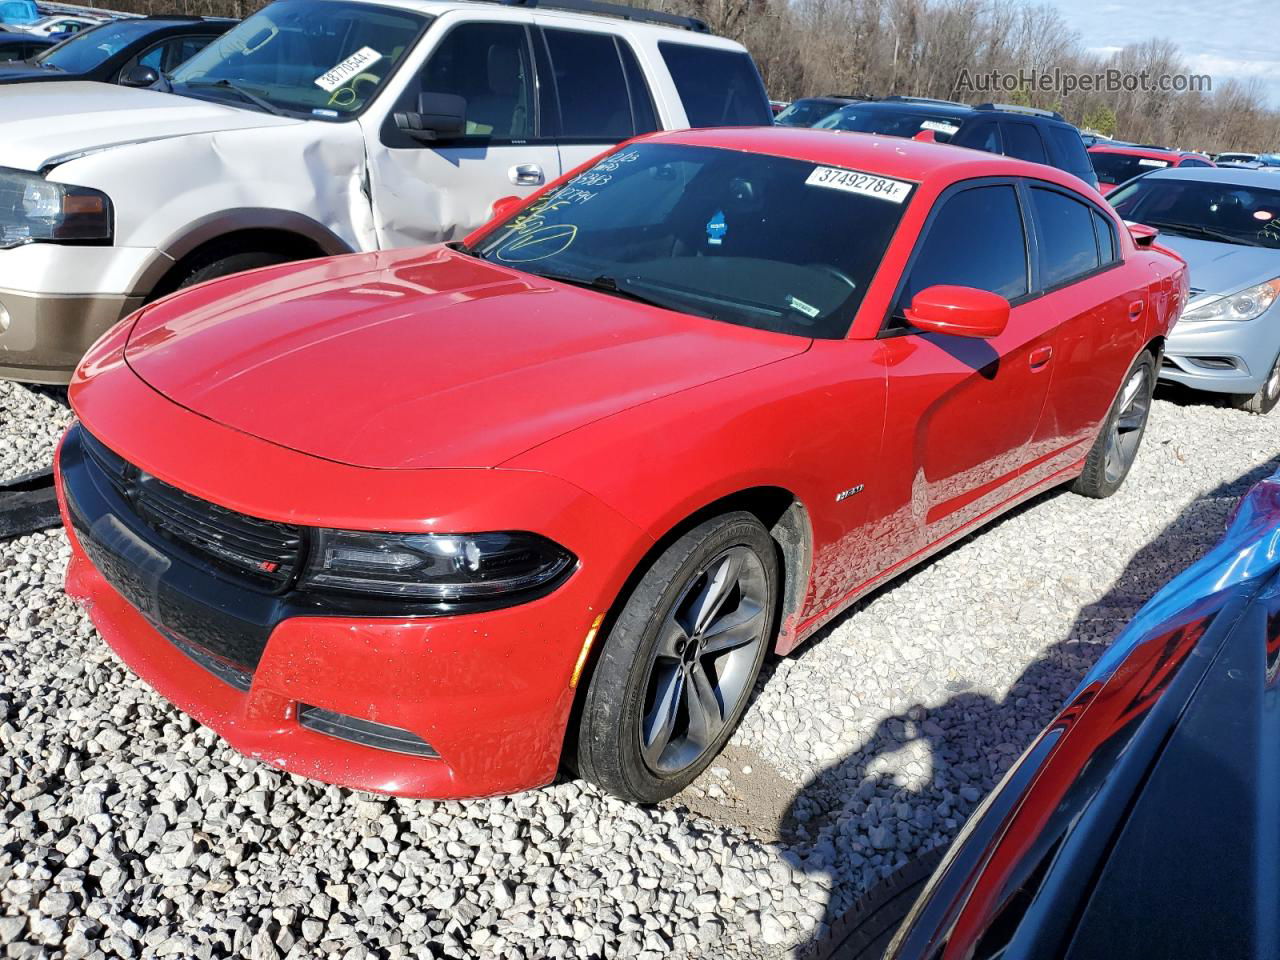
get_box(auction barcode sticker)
[806,166,912,203]
[315,47,383,92]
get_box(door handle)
[1029,345,1053,369]
[1128,300,1145,320]
[509,163,544,186]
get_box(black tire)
[810,847,947,960]
[576,512,778,803]
[1071,350,1155,499]
[1229,351,1280,415]
[151,248,294,302]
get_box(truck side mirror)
[394,92,466,142]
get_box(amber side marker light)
[570,614,605,688]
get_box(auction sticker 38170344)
[805,166,913,203]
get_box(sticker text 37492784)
[805,166,913,204]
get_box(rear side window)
[1002,122,1047,164]
[1045,125,1096,182]
[658,42,770,127]
[1092,209,1118,263]
[1030,187,1100,287]
[897,184,1029,314]
[544,29,633,141]
[1179,157,1210,167]
[618,39,658,135]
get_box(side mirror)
[394,92,466,142]
[489,195,523,221]
[119,64,159,88]
[904,284,1009,338]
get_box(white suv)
[0,0,770,382]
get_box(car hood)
[123,247,810,470]
[0,82,298,172]
[1153,234,1280,297]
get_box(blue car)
[817,463,1280,959]
[1108,167,1280,413]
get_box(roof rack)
[882,95,968,108]
[974,102,1065,121]
[487,0,710,32]
[821,93,875,101]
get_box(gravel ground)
[1,378,1277,960]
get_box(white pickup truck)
[0,0,771,382]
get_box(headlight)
[0,167,112,248]
[1181,278,1280,323]
[301,529,575,603]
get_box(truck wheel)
[1071,350,1155,499]
[1230,352,1280,415]
[174,250,292,291]
[810,847,948,960]
[575,512,777,803]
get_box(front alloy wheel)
[575,512,777,803]
[1231,351,1280,415]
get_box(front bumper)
[0,243,159,384]
[1159,310,1280,395]
[57,345,651,797]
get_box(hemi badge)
[835,484,864,502]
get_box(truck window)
[657,42,770,127]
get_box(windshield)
[1110,177,1280,249]
[471,143,915,339]
[814,106,963,141]
[170,0,427,119]
[1089,150,1172,186]
[0,0,37,25]
[774,99,843,127]
[35,19,157,71]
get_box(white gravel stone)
[0,379,1276,959]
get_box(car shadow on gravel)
[775,456,1280,959]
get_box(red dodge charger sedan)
[56,128,1186,802]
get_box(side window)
[1179,158,1208,168]
[165,35,214,71]
[543,29,632,142]
[135,43,165,72]
[618,39,658,135]
[951,119,1001,154]
[1002,122,1047,164]
[658,42,770,127]
[1030,186,1101,287]
[418,22,535,139]
[1092,208,1118,264]
[897,184,1029,318]
[1045,125,1094,179]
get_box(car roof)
[646,125,1088,190]
[1088,144,1182,159]
[1141,165,1280,187]
[846,99,973,117]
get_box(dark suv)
[952,103,1099,190]
[814,97,1099,190]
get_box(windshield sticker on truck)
[1137,158,1170,167]
[314,47,383,92]
[805,167,912,203]
[920,120,960,135]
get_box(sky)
[1052,0,1280,107]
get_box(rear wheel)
[1072,351,1155,499]
[1230,351,1280,415]
[576,512,777,803]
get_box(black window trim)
[379,18,551,149]
[878,175,1036,339]
[1023,178,1125,295]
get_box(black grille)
[298,705,438,757]
[81,430,303,590]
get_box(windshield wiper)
[534,271,718,319]
[179,78,287,117]
[1147,220,1267,247]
